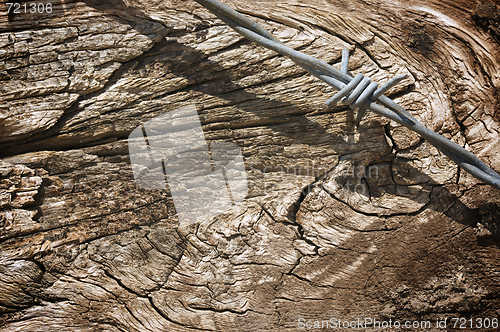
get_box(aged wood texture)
[1,0,500,331]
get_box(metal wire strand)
[193,0,500,190]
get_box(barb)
[193,0,500,190]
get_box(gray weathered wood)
[1,0,500,331]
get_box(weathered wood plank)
[1,0,500,331]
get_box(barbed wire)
[194,0,500,190]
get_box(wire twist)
[193,0,500,190]
[324,49,408,126]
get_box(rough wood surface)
[1,0,500,331]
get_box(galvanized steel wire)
[194,0,500,190]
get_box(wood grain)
[1,0,500,330]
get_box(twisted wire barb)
[194,0,500,190]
